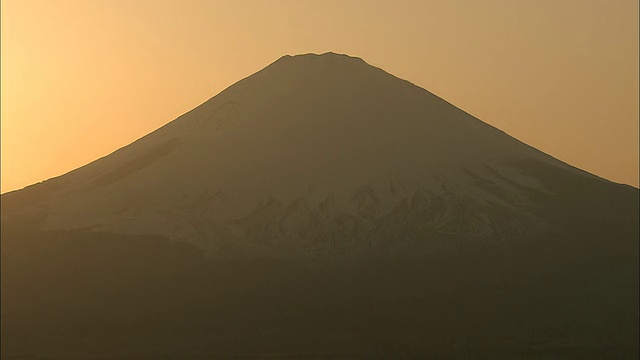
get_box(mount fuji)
[2,52,638,358]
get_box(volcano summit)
[2,52,638,357]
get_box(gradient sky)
[1,0,638,193]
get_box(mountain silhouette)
[2,52,638,358]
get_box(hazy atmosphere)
[3,1,639,358]
[1,0,638,193]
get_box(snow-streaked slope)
[1,52,612,256]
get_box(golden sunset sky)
[1,0,638,193]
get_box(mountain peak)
[275,52,367,66]
[296,51,362,59]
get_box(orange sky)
[1,0,638,193]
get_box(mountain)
[2,52,638,358]
[3,52,632,256]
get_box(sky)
[1,0,638,193]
